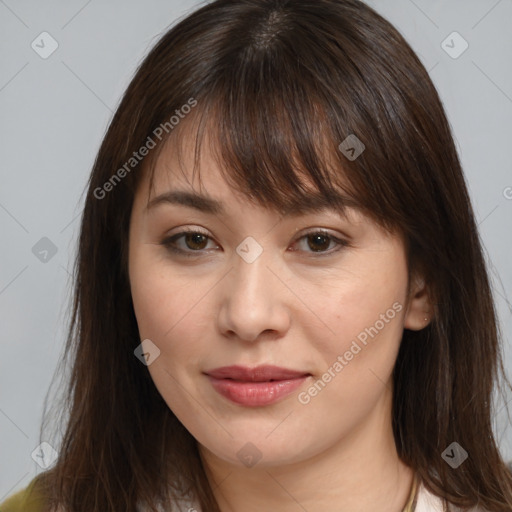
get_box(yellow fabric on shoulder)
[0,477,45,512]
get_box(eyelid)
[296,226,348,240]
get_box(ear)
[403,274,432,330]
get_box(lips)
[205,365,310,382]
[204,365,311,407]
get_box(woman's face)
[128,132,428,469]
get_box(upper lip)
[204,365,310,382]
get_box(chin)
[196,425,327,470]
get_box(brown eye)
[306,233,332,252]
[161,229,215,257]
[182,232,209,250]
[292,230,349,256]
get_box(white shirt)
[170,481,488,511]
[415,481,486,512]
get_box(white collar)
[169,481,489,512]
[415,481,446,511]
[415,481,487,512]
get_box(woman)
[2,0,511,510]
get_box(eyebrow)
[145,190,356,217]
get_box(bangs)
[142,45,369,222]
[137,1,425,236]
[144,100,359,221]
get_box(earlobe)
[403,276,432,331]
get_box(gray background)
[1,0,511,500]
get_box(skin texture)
[128,132,431,512]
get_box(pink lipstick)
[204,365,310,407]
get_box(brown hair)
[32,0,512,510]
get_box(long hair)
[33,0,512,510]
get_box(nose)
[217,245,291,343]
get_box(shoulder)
[416,481,489,512]
[0,477,46,512]
[0,479,199,512]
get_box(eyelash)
[160,228,349,259]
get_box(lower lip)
[207,375,309,407]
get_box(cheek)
[310,250,407,352]
[130,245,188,335]
[129,257,211,425]
[129,250,213,368]
[295,293,406,438]
[300,247,408,409]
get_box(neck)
[199,388,414,512]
